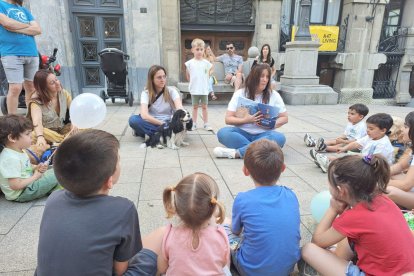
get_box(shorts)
[223,224,246,275]
[1,55,39,83]
[346,261,365,276]
[123,248,157,276]
[224,73,244,87]
[191,94,208,105]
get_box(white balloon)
[69,93,107,128]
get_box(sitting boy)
[35,130,157,276]
[225,139,301,275]
[304,103,369,152]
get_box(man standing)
[217,42,244,91]
[0,0,41,114]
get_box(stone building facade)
[22,0,414,105]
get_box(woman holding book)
[213,63,288,159]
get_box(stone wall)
[252,0,282,52]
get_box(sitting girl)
[301,154,414,275]
[148,172,230,275]
[387,111,414,209]
[0,115,59,202]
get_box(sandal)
[210,93,217,101]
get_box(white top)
[185,58,212,95]
[356,135,394,164]
[227,88,286,135]
[140,86,180,122]
[410,153,414,166]
[344,120,367,140]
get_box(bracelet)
[36,135,44,138]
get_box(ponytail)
[370,155,390,194]
[211,198,225,224]
[162,186,176,219]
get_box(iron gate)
[372,0,406,99]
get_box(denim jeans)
[217,127,286,157]
[208,76,214,92]
[128,115,159,137]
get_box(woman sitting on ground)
[28,69,75,147]
[387,111,414,209]
[214,63,288,159]
[129,65,183,137]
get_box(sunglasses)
[226,46,234,50]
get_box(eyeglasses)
[226,47,234,50]
[48,78,59,85]
[155,75,167,80]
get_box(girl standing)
[301,154,414,275]
[204,44,217,100]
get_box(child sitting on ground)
[225,139,300,275]
[389,116,406,162]
[36,130,157,276]
[304,103,369,152]
[300,154,414,275]
[185,38,213,131]
[0,115,59,202]
[146,172,230,275]
[312,113,394,173]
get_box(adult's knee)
[128,114,141,128]
[217,127,232,143]
[8,84,22,96]
[269,132,286,147]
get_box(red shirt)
[333,195,414,276]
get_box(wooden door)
[180,32,252,81]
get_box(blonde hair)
[203,44,216,62]
[163,173,225,247]
[191,38,205,48]
[389,116,404,142]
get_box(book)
[236,96,279,128]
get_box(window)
[291,0,342,26]
[310,0,325,23]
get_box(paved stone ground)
[0,102,412,275]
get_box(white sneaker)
[315,153,330,173]
[213,147,236,159]
[204,124,213,131]
[304,133,316,147]
[192,123,197,131]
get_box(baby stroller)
[98,48,133,106]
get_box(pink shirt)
[162,224,230,276]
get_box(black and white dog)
[144,109,193,149]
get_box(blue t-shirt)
[0,0,37,56]
[232,185,301,276]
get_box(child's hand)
[37,162,48,173]
[33,170,43,180]
[330,198,348,214]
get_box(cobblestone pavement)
[0,102,412,275]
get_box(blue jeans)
[128,115,160,137]
[208,76,214,92]
[217,127,286,157]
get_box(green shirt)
[0,148,33,200]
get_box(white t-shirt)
[227,88,287,135]
[344,120,366,140]
[185,58,212,95]
[140,86,180,122]
[356,135,394,164]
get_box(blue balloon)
[310,190,331,223]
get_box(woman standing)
[214,64,288,159]
[129,65,183,137]
[28,70,74,147]
[204,44,217,100]
[252,44,277,90]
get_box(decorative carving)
[84,67,100,85]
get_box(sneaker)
[297,258,318,276]
[316,138,327,152]
[192,123,197,131]
[204,124,213,131]
[304,133,316,147]
[213,147,236,159]
[309,149,318,161]
[315,153,330,173]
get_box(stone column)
[396,0,414,105]
[279,0,338,105]
[160,0,181,86]
[332,0,387,104]
[252,0,282,52]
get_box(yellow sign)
[291,25,339,51]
